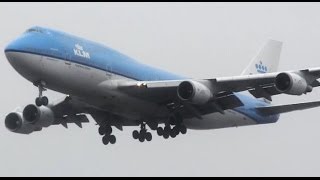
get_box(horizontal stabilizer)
[256,101,320,116]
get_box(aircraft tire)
[133,130,139,139]
[41,96,49,106]
[146,132,152,141]
[157,127,163,136]
[98,126,106,135]
[109,135,116,144]
[102,135,109,145]
[35,97,42,107]
[180,125,187,135]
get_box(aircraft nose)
[4,37,32,75]
[5,38,22,54]
[4,44,8,52]
[4,35,29,63]
[4,38,42,84]
[5,40,18,64]
[4,41,12,54]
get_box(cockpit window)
[25,28,44,33]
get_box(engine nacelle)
[5,112,36,134]
[177,81,212,104]
[275,72,313,95]
[23,104,55,128]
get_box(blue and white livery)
[4,26,320,145]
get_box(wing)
[52,96,137,130]
[120,68,320,98]
[116,68,320,116]
[48,96,91,128]
[212,68,320,99]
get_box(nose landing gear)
[34,81,49,107]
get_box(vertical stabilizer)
[241,39,282,75]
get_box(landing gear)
[102,134,116,145]
[99,126,112,136]
[157,114,188,139]
[179,125,187,135]
[157,127,164,136]
[34,81,48,107]
[35,96,48,107]
[132,122,153,143]
[158,124,187,139]
[99,124,117,146]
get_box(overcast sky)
[1,2,320,177]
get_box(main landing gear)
[132,122,152,143]
[131,115,188,142]
[157,124,187,139]
[156,115,187,139]
[34,81,49,107]
[99,124,117,146]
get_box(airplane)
[4,26,320,146]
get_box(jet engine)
[23,104,55,128]
[177,81,212,104]
[5,112,36,134]
[5,104,55,134]
[275,72,313,95]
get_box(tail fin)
[241,39,283,75]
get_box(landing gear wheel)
[170,130,177,138]
[180,125,187,135]
[35,97,42,107]
[139,135,145,142]
[99,125,112,136]
[133,130,139,139]
[146,132,152,141]
[163,133,169,139]
[163,125,171,139]
[164,126,171,134]
[140,130,146,137]
[105,126,112,135]
[173,126,180,136]
[134,121,154,142]
[109,135,116,144]
[102,135,109,145]
[98,126,106,135]
[41,96,49,106]
[157,127,164,136]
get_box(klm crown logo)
[255,61,268,73]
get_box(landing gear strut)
[35,81,48,107]
[99,124,116,146]
[132,122,152,142]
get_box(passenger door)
[65,52,72,69]
[105,60,112,79]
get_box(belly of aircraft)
[184,110,258,130]
[8,51,260,130]
[10,52,169,120]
